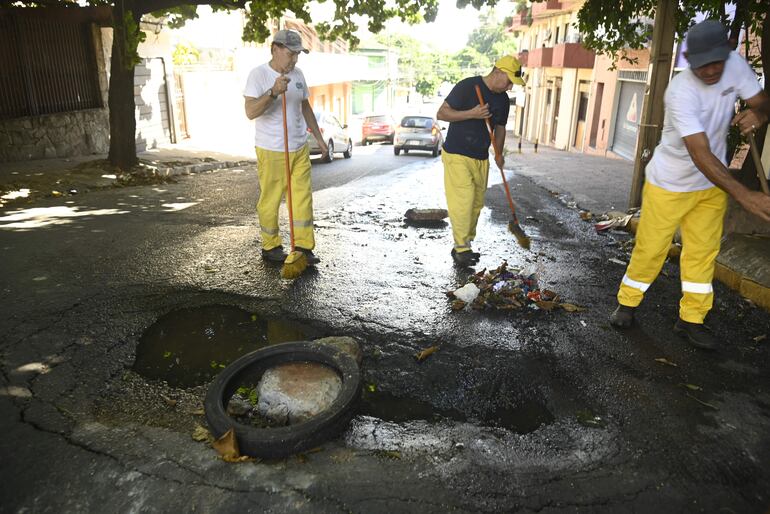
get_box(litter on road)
[447,261,585,312]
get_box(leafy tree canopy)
[576,0,767,69]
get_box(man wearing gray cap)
[609,19,770,350]
[244,29,327,265]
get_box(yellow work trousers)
[255,145,315,251]
[617,181,727,323]
[442,151,489,253]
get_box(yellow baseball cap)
[495,55,526,86]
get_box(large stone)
[256,362,342,425]
[313,336,363,365]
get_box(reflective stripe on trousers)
[442,150,489,253]
[617,181,727,323]
[255,145,315,251]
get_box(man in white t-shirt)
[610,20,770,350]
[244,29,328,265]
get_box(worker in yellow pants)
[243,29,327,265]
[255,145,315,253]
[437,55,524,266]
[610,19,770,351]
[442,151,489,257]
[617,181,727,322]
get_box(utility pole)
[628,0,676,208]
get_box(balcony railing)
[551,43,595,68]
[527,47,553,68]
[531,0,562,17]
[509,10,531,30]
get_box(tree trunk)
[734,6,768,190]
[107,3,138,170]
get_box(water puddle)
[360,389,554,434]
[133,305,308,387]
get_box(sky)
[172,0,514,53]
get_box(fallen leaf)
[190,408,205,416]
[686,393,718,410]
[535,300,558,311]
[416,345,439,361]
[222,454,257,463]
[579,211,593,221]
[451,299,466,310]
[680,383,703,391]
[655,357,678,367]
[212,428,240,460]
[161,395,177,408]
[373,449,401,460]
[192,424,211,442]
[753,334,766,343]
[560,303,587,313]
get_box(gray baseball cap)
[685,20,730,69]
[273,29,309,54]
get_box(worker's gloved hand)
[732,108,768,136]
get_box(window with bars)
[0,13,102,120]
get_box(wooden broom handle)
[474,84,519,222]
[281,92,296,251]
[748,132,770,196]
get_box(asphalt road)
[1,143,769,513]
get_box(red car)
[361,115,396,145]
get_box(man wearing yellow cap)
[437,56,525,267]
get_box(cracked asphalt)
[1,144,769,513]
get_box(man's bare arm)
[437,101,489,122]
[732,90,770,135]
[244,95,275,120]
[683,131,770,222]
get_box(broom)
[280,92,308,279]
[474,85,530,250]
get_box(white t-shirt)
[244,63,310,152]
[646,51,762,192]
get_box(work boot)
[609,304,635,328]
[451,249,476,267]
[296,247,321,265]
[673,319,718,351]
[261,246,287,263]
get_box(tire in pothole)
[204,340,361,459]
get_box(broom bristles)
[508,221,531,250]
[280,251,308,279]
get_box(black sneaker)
[451,249,476,267]
[673,319,718,350]
[261,246,287,263]
[296,247,320,265]
[609,304,635,328]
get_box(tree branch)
[135,0,244,16]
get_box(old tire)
[204,341,361,459]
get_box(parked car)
[394,116,444,157]
[361,114,396,145]
[307,112,353,163]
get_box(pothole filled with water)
[360,388,554,434]
[133,305,309,387]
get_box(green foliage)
[121,10,145,69]
[576,0,767,68]
[466,8,517,60]
[172,42,200,65]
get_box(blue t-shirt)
[442,76,510,160]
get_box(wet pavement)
[1,144,769,512]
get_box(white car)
[307,112,353,163]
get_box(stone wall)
[0,109,109,162]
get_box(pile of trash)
[447,261,584,313]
